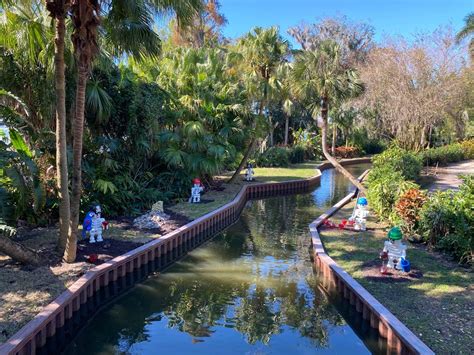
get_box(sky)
[219,0,473,46]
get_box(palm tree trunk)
[228,95,265,184]
[284,114,289,146]
[228,138,256,183]
[64,67,88,263]
[320,98,367,194]
[0,234,39,265]
[53,11,70,252]
[331,124,337,155]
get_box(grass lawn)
[319,201,473,354]
[169,161,321,220]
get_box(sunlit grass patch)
[170,161,322,220]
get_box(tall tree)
[63,0,202,262]
[172,0,227,47]
[291,41,366,193]
[228,26,289,183]
[456,12,474,59]
[289,17,373,155]
[45,0,71,252]
[275,63,294,146]
[357,31,467,150]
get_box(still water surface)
[65,165,378,355]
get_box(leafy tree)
[0,128,42,264]
[456,12,474,59]
[156,47,247,182]
[171,0,227,48]
[63,0,203,263]
[291,40,366,193]
[228,26,289,183]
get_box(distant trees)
[357,30,468,150]
[291,41,366,193]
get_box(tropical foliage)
[0,3,473,264]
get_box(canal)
[65,164,383,354]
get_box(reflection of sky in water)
[0,123,10,143]
[65,164,375,355]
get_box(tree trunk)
[228,138,256,183]
[320,98,367,195]
[331,123,337,155]
[0,234,40,265]
[228,92,266,184]
[64,67,88,263]
[53,12,71,253]
[284,114,289,146]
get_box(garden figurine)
[382,227,408,271]
[245,162,255,181]
[82,205,108,243]
[189,178,204,203]
[351,197,369,231]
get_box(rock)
[133,209,170,229]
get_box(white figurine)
[383,227,407,270]
[82,205,108,243]
[350,197,369,231]
[189,178,204,203]
[245,162,254,181]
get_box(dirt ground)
[0,209,190,344]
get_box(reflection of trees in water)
[165,279,241,338]
[161,273,345,347]
[242,195,316,261]
[234,286,282,344]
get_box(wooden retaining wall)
[310,170,434,355]
[0,158,378,355]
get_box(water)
[65,164,379,355]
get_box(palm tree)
[63,0,203,262]
[275,63,294,146]
[291,41,366,193]
[456,12,474,59]
[45,0,71,252]
[228,26,289,183]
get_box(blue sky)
[219,0,473,46]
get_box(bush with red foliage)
[334,146,361,158]
[395,188,427,237]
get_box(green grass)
[169,161,321,220]
[319,202,473,354]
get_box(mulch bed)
[360,259,423,283]
[75,239,144,265]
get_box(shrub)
[334,146,360,158]
[256,146,290,167]
[349,129,386,154]
[418,175,473,264]
[367,166,418,221]
[288,145,305,164]
[461,140,474,160]
[395,188,427,238]
[372,145,422,181]
[420,143,464,166]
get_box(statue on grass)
[244,162,255,181]
[189,178,204,203]
[350,197,369,231]
[82,205,109,243]
[381,227,410,272]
